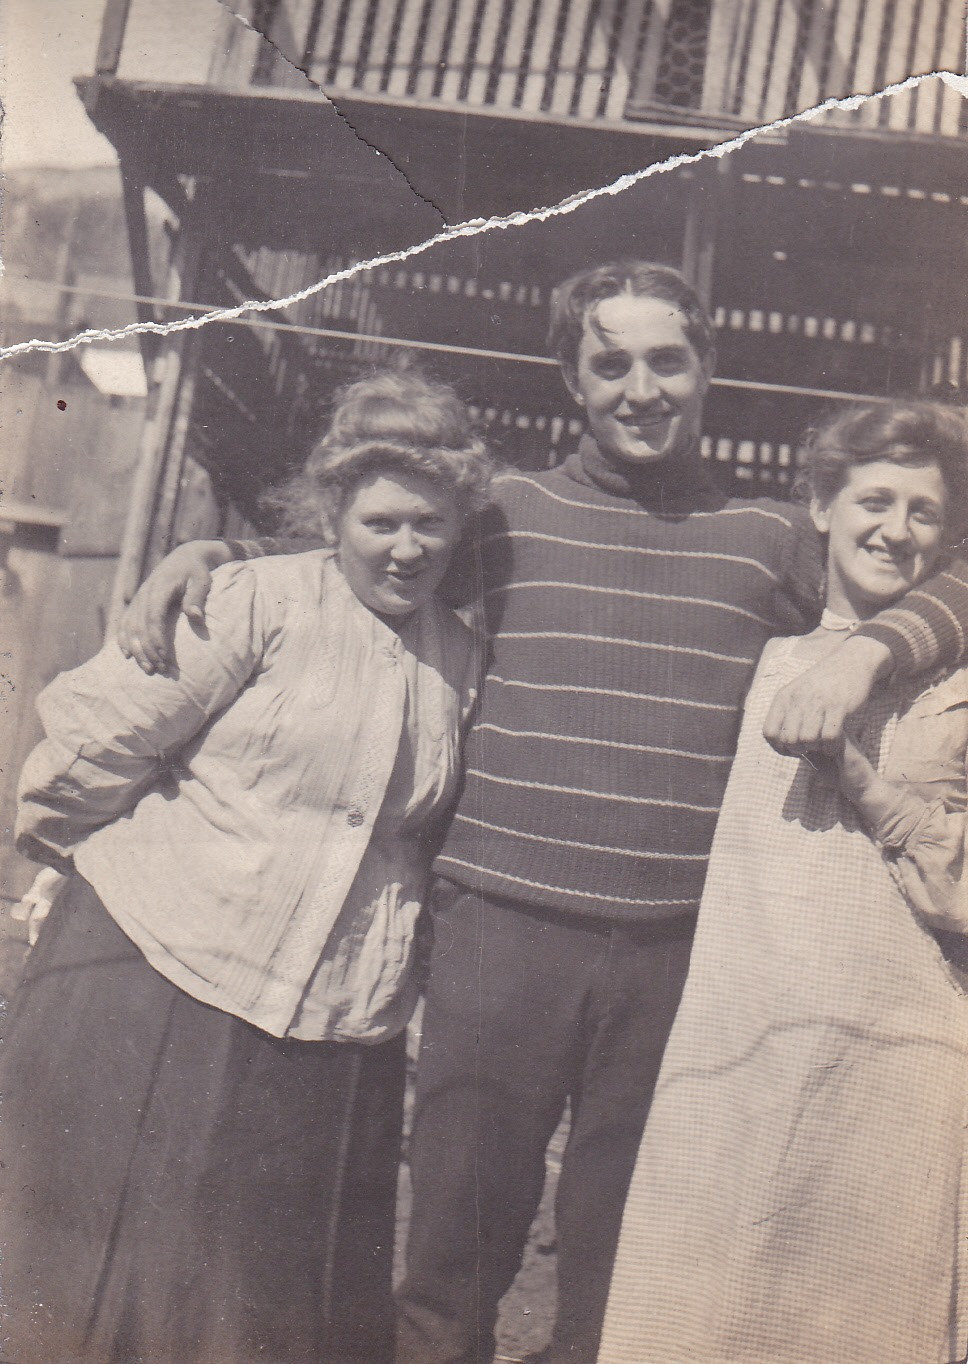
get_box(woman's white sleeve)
[16,564,264,863]
[855,778,967,932]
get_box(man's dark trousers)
[396,880,694,1364]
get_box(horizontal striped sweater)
[435,440,825,921]
[245,439,968,925]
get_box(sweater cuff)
[854,620,916,676]
[226,537,324,562]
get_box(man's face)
[564,292,713,467]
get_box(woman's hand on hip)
[11,867,67,947]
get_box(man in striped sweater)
[118,262,968,1364]
[396,264,968,1364]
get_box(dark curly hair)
[547,260,716,377]
[795,400,968,546]
[262,369,493,541]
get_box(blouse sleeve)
[16,563,265,867]
[846,676,968,931]
[850,781,967,932]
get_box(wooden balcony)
[241,0,966,138]
[103,0,966,141]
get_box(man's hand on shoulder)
[117,540,234,675]
[763,634,893,757]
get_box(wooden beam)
[120,168,162,367]
[93,0,133,78]
[681,156,735,306]
[106,195,206,634]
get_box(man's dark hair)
[547,261,716,375]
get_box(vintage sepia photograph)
[1,2,968,1361]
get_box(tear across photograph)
[2,4,968,1362]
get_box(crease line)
[214,0,449,225]
[2,70,965,365]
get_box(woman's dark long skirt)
[0,876,406,1364]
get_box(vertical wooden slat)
[439,0,481,101]
[907,0,943,132]
[681,158,734,305]
[601,0,645,119]
[306,0,347,84]
[539,0,577,112]
[852,0,894,129]
[823,0,863,97]
[718,0,756,114]
[936,1,966,136]
[360,0,400,93]
[939,79,966,138]
[938,0,967,70]
[520,0,567,112]
[881,0,917,129]
[384,0,424,93]
[415,0,455,98]
[701,0,743,117]
[352,0,388,86]
[299,0,326,68]
[738,0,780,121]
[761,0,802,122]
[107,207,205,631]
[588,0,627,118]
[493,0,540,105]
[551,0,595,116]
[466,0,508,104]
[278,0,319,61]
[628,0,671,110]
[575,0,614,118]
[791,0,827,111]
[94,0,134,75]
[412,0,453,98]
[332,0,375,88]
[120,170,161,368]
[145,339,200,571]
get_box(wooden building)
[74,0,967,625]
[71,0,966,596]
[0,168,170,906]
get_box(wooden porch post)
[680,154,735,308]
[106,189,206,635]
[120,168,163,368]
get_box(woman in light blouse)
[5,369,491,1364]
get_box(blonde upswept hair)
[262,368,493,541]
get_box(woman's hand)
[116,541,233,674]
[11,867,67,946]
[763,635,893,757]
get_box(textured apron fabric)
[599,643,968,1364]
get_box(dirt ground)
[0,912,563,1364]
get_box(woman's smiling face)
[812,459,949,620]
[334,470,463,618]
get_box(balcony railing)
[262,0,967,136]
[104,0,967,140]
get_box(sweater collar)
[562,433,723,511]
